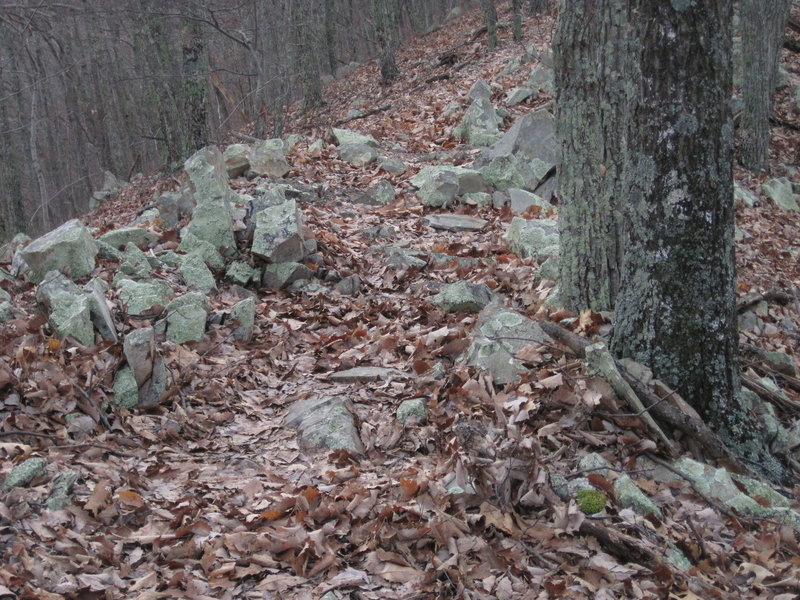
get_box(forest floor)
[2,5,800,600]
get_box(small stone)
[614,474,661,517]
[422,214,488,232]
[334,274,361,296]
[226,261,259,286]
[230,297,256,342]
[116,278,172,316]
[99,227,159,250]
[112,365,139,408]
[46,471,78,510]
[433,281,495,313]
[4,457,46,489]
[329,366,402,383]
[396,398,427,425]
[165,292,208,344]
[261,262,312,290]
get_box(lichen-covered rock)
[508,188,551,214]
[462,192,492,207]
[249,139,290,178]
[154,189,195,229]
[433,281,495,313]
[4,457,46,489]
[334,274,361,296]
[396,398,427,425]
[83,278,117,342]
[0,301,13,321]
[422,214,488,232]
[261,262,312,290]
[226,261,259,286]
[285,396,364,454]
[20,219,97,284]
[332,128,378,147]
[98,227,159,250]
[251,199,306,263]
[464,307,551,385]
[164,292,207,344]
[378,156,407,173]
[180,254,216,293]
[578,453,612,478]
[410,165,485,208]
[46,471,78,510]
[614,475,661,517]
[184,147,237,255]
[118,242,152,279]
[223,143,251,178]
[468,79,492,102]
[734,182,758,208]
[36,271,95,346]
[333,128,380,167]
[476,109,557,192]
[123,326,156,388]
[112,365,139,408]
[452,97,502,146]
[356,179,396,205]
[505,87,534,106]
[177,232,225,269]
[116,278,172,316]
[527,64,555,96]
[762,177,799,211]
[504,217,559,260]
[230,297,255,342]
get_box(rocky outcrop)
[20,219,97,284]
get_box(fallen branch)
[769,116,800,131]
[741,374,800,414]
[333,103,394,127]
[736,288,793,314]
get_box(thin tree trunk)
[29,84,50,231]
[554,0,635,312]
[511,0,522,41]
[739,0,792,172]
[482,0,498,50]
[375,0,399,84]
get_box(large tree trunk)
[611,1,770,467]
[554,0,635,312]
[738,0,792,172]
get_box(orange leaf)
[261,509,287,521]
[117,489,146,508]
[47,338,62,353]
[398,478,418,500]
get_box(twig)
[49,442,140,458]
[333,103,393,127]
[0,430,58,439]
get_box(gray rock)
[46,471,78,510]
[614,475,661,517]
[452,96,502,146]
[230,297,256,342]
[286,280,330,295]
[332,128,379,147]
[252,199,306,263]
[361,225,396,239]
[184,147,237,255]
[578,453,612,478]
[249,139,290,178]
[379,156,408,173]
[0,301,13,321]
[396,398,427,425]
[508,188,550,214]
[226,261,259,286]
[180,254,216,293]
[505,87,534,106]
[734,182,758,208]
[154,189,195,229]
[123,326,157,388]
[112,366,139,408]
[165,292,207,344]
[284,396,364,454]
[223,143,251,178]
[383,247,428,269]
[527,64,555,96]
[89,171,126,209]
[262,262,312,290]
[116,278,172,316]
[334,274,361,296]
[462,192,492,207]
[329,366,403,383]
[3,457,46,489]
[36,271,95,346]
[20,219,97,284]
[133,208,160,225]
[468,79,493,102]
[410,165,485,208]
[464,307,552,385]
[761,350,797,377]
[762,177,799,211]
[501,57,522,76]
[83,278,117,342]
[504,217,559,260]
[118,242,152,279]
[422,214,488,232]
[476,109,557,192]
[356,179,396,205]
[177,232,225,269]
[337,143,380,167]
[99,227,159,250]
[433,281,495,313]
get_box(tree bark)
[294,0,323,112]
[375,0,400,83]
[482,0,498,50]
[554,0,635,312]
[511,0,523,41]
[738,0,792,172]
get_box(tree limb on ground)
[769,116,800,131]
[736,288,793,313]
[333,103,394,127]
[537,320,752,471]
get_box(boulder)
[251,199,306,263]
[226,261,259,286]
[505,87,534,106]
[422,214,488,232]
[36,271,94,346]
[118,243,153,279]
[476,109,557,192]
[762,177,799,211]
[20,219,97,284]
[332,128,378,147]
[177,232,225,269]
[230,297,256,342]
[508,188,551,214]
[223,143,251,178]
[356,179,395,205]
[261,262,312,290]
[504,217,559,260]
[433,281,495,313]
[116,278,173,316]
[410,165,485,208]
[378,156,408,173]
[180,254,216,293]
[249,139,290,178]
[164,292,207,344]
[734,182,758,208]
[83,278,117,342]
[333,128,381,167]
[98,227,159,250]
[463,307,552,385]
[284,396,364,454]
[183,147,237,255]
[154,189,195,229]
[452,97,503,146]
[468,79,493,102]
[614,475,661,517]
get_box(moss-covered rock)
[576,489,606,514]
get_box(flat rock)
[422,214,488,232]
[284,396,364,454]
[329,366,404,383]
